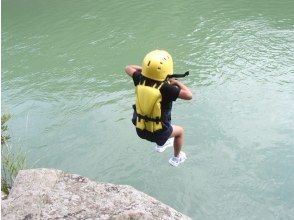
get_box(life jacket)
[134,77,164,133]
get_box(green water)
[2,0,294,219]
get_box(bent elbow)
[183,93,193,100]
[186,91,193,100]
[178,89,193,100]
[188,93,193,100]
[124,65,130,73]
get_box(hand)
[131,65,142,72]
[125,65,142,77]
[168,78,178,86]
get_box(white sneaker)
[155,137,174,153]
[168,151,187,167]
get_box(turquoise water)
[2,0,294,219]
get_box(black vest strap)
[133,105,161,124]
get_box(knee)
[172,125,184,138]
[179,127,184,136]
[176,126,184,137]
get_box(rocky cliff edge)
[1,169,191,220]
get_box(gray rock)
[1,169,191,220]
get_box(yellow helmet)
[142,50,173,81]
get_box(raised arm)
[125,65,142,77]
[169,79,193,100]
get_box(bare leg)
[170,125,184,157]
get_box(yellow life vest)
[134,79,164,133]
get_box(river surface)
[2,0,294,219]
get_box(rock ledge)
[1,169,191,220]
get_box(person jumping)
[125,49,192,166]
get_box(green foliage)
[1,144,27,193]
[1,178,10,195]
[1,114,26,194]
[1,114,11,144]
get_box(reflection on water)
[2,0,294,219]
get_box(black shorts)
[136,123,173,146]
